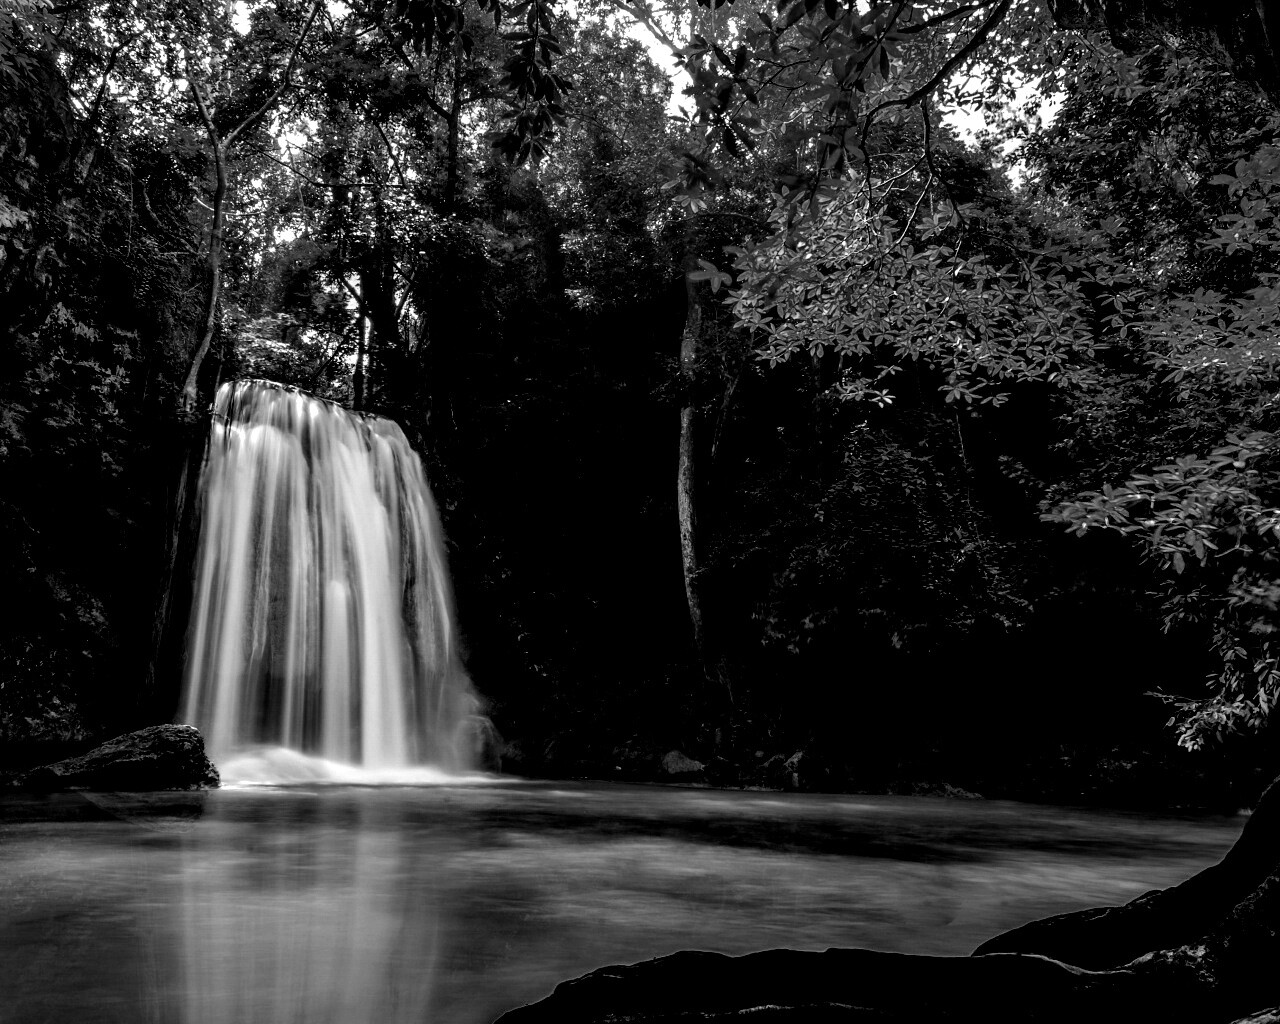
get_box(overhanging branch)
[867,0,1013,123]
[224,0,324,150]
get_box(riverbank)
[498,736,1273,813]
[1,721,1270,812]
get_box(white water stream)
[181,380,481,778]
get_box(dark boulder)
[491,944,1233,1022]
[5,724,219,791]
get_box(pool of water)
[0,781,1244,1024]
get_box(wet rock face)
[6,724,220,791]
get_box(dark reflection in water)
[0,782,1246,1024]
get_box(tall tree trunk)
[357,187,399,409]
[181,141,226,416]
[678,234,733,731]
[353,314,367,411]
[678,272,706,662]
[179,0,320,414]
[445,48,464,211]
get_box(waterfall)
[181,380,480,776]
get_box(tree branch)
[894,171,934,246]
[375,122,409,188]
[339,276,374,321]
[83,31,137,130]
[610,0,685,62]
[856,0,1011,192]
[188,76,220,151]
[898,0,1003,34]
[395,272,414,317]
[866,0,1013,123]
[920,94,966,228]
[252,146,404,189]
[373,21,456,122]
[224,0,324,150]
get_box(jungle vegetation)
[5,0,1280,800]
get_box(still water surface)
[0,781,1245,1024]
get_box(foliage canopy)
[5,0,1280,778]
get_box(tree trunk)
[358,270,398,407]
[353,313,366,411]
[677,283,705,662]
[677,237,733,726]
[445,48,464,211]
[178,2,318,414]
[358,184,400,405]
[181,142,226,416]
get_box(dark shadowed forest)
[6,0,1280,805]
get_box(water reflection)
[0,784,1248,1024]
[82,790,208,832]
[159,796,446,1024]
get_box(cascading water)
[181,380,481,779]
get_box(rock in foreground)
[6,724,219,791]
[495,926,1278,1024]
[494,780,1280,1024]
[493,944,1213,1022]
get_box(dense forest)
[4,0,1280,804]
